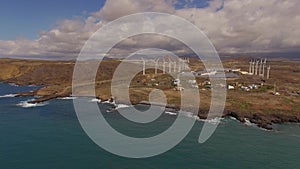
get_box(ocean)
[0,82,300,169]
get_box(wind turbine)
[154,58,159,74]
[168,56,172,73]
[141,57,146,75]
[163,57,166,74]
[178,59,182,72]
[252,60,255,75]
[267,64,271,79]
[249,59,252,74]
[259,59,263,77]
[173,61,177,72]
[262,58,267,77]
[255,59,259,75]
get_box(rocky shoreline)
[223,111,300,130]
[11,88,300,130]
[1,58,299,131]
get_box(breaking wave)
[181,111,199,119]
[16,100,48,108]
[198,117,223,125]
[103,100,116,106]
[0,94,17,98]
[89,98,102,103]
[244,118,255,126]
[8,83,19,87]
[181,111,223,125]
[165,111,177,116]
[58,97,78,100]
[115,104,131,110]
[229,116,238,121]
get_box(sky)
[0,0,299,59]
[0,0,105,40]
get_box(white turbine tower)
[255,59,259,75]
[154,58,159,74]
[178,59,182,72]
[259,59,263,77]
[173,61,177,72]
[262,58,267,78]
[163,57,166,74]
[168,56,172,73]
[252,61,255,75]
[267,64,271,79]
[249,60,252,74]
[141,58,146,75]
[184,57,188,70]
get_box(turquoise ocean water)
[0,83,300,169]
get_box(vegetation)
[0,57,299,120]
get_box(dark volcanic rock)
[257,123,273,130]
[226,111,246,123]
[28,95,59,104]
[16,91,35,97]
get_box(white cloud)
[177,0,300,53]
[0,16,103,58]
[0,0,299,59]
[92,0,176,21]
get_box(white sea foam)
[17,100,48,108]
[102,100,110,103]
[180,111,223,124]
[181,111,199,119]
[8,83,19,87]
[198,117,223,125]
[89,98,102,103]
[58,97,78,100]
[165,111,177,116]
[229,116,238,121]
[0,94,17,98]
[103,100,116,106]
[259,127,271,132]
[115,104,130,110]
[244,118,255,126]
[243,118,272,131]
